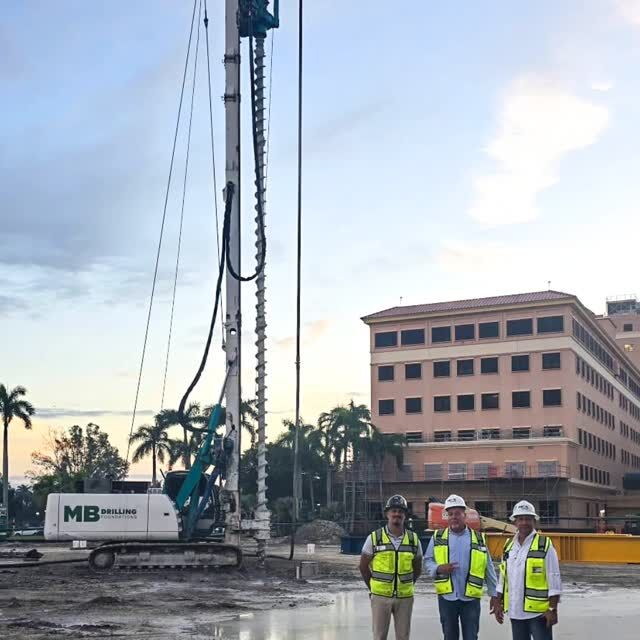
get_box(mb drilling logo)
[63,505,138,522]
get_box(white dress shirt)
[496,530,562,620]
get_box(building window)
[378,399,395,415]
[457,394,475,411]
[457,359,474,376]
[580,464,585,480]
[543,425,563,438]
[405,431,423,443]
[543,389,562,407]
[624,323,633,332]
[512,354,530,372]
[458,429,476,441]
[512,391,531,408]
[507,318,533,336]
[455,324,475,341]
[405,363,422,379]
[434,396,451,412]
[401,328,425,345]
[377,365,394,382]
[434,430,452,442]
[537,316,564,334]
[506,501,518,520]
[538,461,559,477]
[479,321,499,339]
[473,464,490,479]
[539,500,559,524]
[433,360,451,377]
[542,352,561,370]
[475,500,494,516]
[375,331,397,348]
[405,397,422,414]
[448,463,467,480]
[481,393,500,410]
[481,357,499,374]
[431,326,451,343]
[480,428,500,440]
[506,461,526,478]
[512,427,531,439]
[424,463,443,480]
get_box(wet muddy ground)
[1,544,639,639]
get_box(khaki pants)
[371,594,414,640]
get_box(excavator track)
[88,541,242,571]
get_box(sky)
[4,0,640,481]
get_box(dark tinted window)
[457,359,474,376]
[543,389,562,406]
[433,361,450,377]
[378,399,395,415]
[431,326,451,343]
[542,352,561,370]
[401,328,425,345]
[455,324,475,341]
[479,321,500,339]
[405,363,422,379]
[482,393,500,410]
[512,391,531,408]
[375,331,397,348]
[512,354,530,372]
[624,323,633,332]
[457,394,475,411]
[537,316,564,334]
[434,396,451,412]
[378,365,394,381]
[405,397,422,414]
[481,357,499,374]
[507,318,533,336]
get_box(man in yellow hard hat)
[425,494,498,640]
[360,494,423,640]
[493,500,562,640]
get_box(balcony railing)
[404,427,566,444]
[385,464,571,483]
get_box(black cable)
[161,0,203,411]
[289,0,303,562]
[178,182,234,421]
[127,0,199,462]
[224,13,266,283]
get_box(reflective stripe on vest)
[501,533,551,613]
[432,528,489,599]
[369,528,418,598]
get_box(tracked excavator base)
[88,541,242,571]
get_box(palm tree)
[202,398,259,448]
[277,419,316,511]
[129,418,172,486]
[0,385,35,521]
[315,410,342,506]
[362,429,405,514]
[157,403,206,470]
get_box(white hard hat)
[510,500,539,521]
[444,494,467,511]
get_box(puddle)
[205,589,640,639]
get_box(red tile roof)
[362,291,575,322]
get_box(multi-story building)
[362,291,640,528]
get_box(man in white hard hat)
[493,500,562,640]
[425,495,498,640]
[360,494,423,640]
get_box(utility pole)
[223,0,242,547]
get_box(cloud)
[435,241,534,274]
[469,74,609,225]
[274,318,331,349]
[591,81,614,92]
[617,0,640,25]
[36,407,155,419]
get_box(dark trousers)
[510,616,553,640]
[437,596,480,640]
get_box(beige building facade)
[362,291,640,528]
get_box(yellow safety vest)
[432,528,488,598]
[369,527,419,598]
[501,533,551,613]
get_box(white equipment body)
[44,493,180,542]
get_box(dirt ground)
[1,543,639,639]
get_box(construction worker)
[493,500,562,640]
[424,494,498,640]
[360,494,423,640]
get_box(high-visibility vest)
[501,533,551,613]
[369,527,419,598]
[432,527,488,598]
